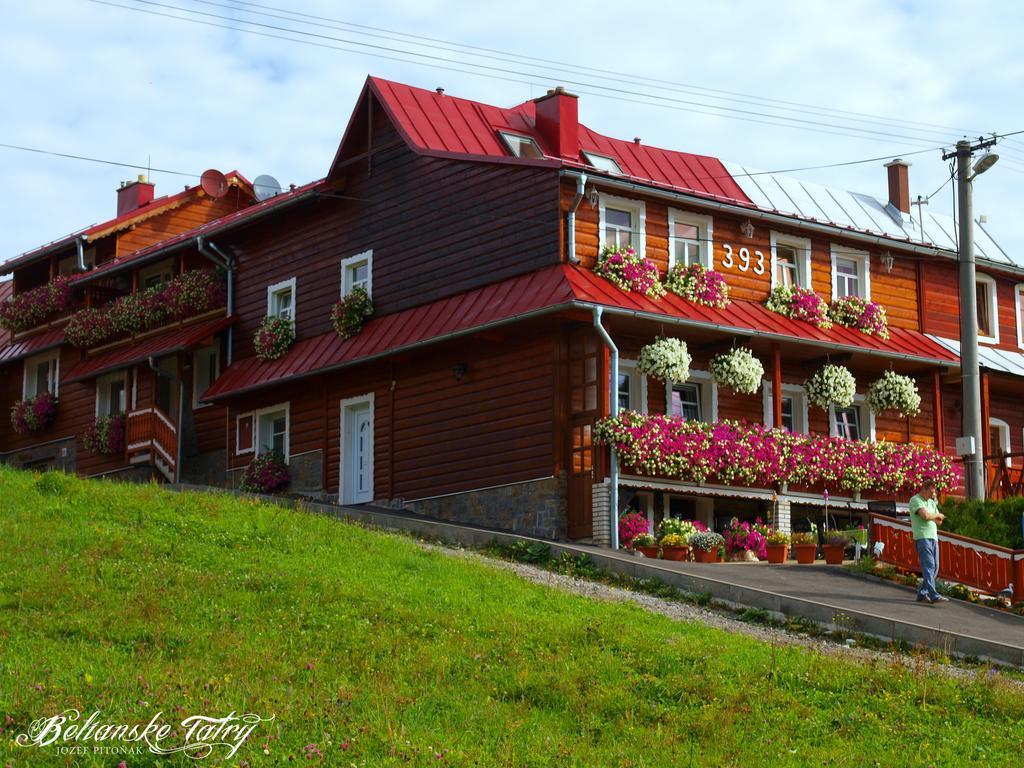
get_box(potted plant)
[765,530,790,564]
[708,347,764,395]
[765,285,832,329]
[829,295,889,339]
[689,531,724,563]
[238,451,291,494]
[867,370,921,418]
[330,285,373,340]
[618,511,651,551]
[723,517,767,562]
[632,532,659,559]
[822,530,849,565]
[637,337,690,385]
[83,414,126,455]
[254,315,296,361]
[664,262,730,308]
[10,392,58,435]
[791,531,817,564]
[593,245,666,298]
[805,364,857,411]
[659,533,690,561]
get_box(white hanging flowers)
[867,370,921,417]
[638,337,691,384]
[805,364,856,410]
[709,347,764,395]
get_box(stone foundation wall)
[1,437,77,473]
[180,449,226,487]
[226,449,324,496]
[403,475,567,540]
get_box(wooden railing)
[986,451,1024,500]
[869,512,1023,602]
[126,406,177,481]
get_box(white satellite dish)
[253,174,282,201]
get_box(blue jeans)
[915,538,940,601]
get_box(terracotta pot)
[693,548,718,563]
[636,545,660,559]
[823,544,845,565]
[661,545,689,562]
[793,544,817,564]
[766,544,789,564]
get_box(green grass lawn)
[1,466,1022,767]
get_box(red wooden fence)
[125,407,177,480]
[869,513,1023,603]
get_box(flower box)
[664,263,730,308]
[83,414,125,455]
[239,451,290,494]
[765,544,789,564]
[793,544,817,564]
[331,286,373,340]
[0,277,73,333]
[822,544,845,565]
[254,315,296,361]
[635,545,660,559]
[593,246,666,298]
[10,392,58,435]
[693,548,719,563]
[661,545,690,561]
[765,285,831,328]
[829,295,889,338]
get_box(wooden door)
[566,326,600,539]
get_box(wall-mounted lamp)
[453,362,469,381]
[740,220,755,239]
[587,185,599,208]
[881,251,894,272]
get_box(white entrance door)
[342,399,373,504]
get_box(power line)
[0,142,199,178]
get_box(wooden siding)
[114,188,251,256]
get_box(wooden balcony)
[986,452,1024,500]
[126,406,177,482]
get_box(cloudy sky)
[2,0,1023,264]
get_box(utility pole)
[944,137,998,500]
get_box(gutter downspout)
[566,173,587,264]
[197,237,234,366]
[592,305,620,550]
[76,235,89,272]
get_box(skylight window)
[582,151,623,175]
[499,132,544,159]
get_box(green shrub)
[939,497,1024,549]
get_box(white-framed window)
[598,194,645,254]
[762,382,809,435]
[829,395,876,442]
[990,418,1011,465]
[236,412,254,455]
[267,277,296,321]
[667,370,717,423]
[96,371,128,417]
[668,210,713,269]
[499,132,544,159]
[830,245,871,300]
[770,233,812,290]
[341,251,373,298]
[139,258,175,290]
[254,402,290,460]
[582,152,623,175]
[625,490,656,528]
[192,345,219,408]
[23,351,59,399]
[1015,283,1024,349]
[976,273,999,344]
[617,360,648,413]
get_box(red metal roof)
[204,265,956,401]
[358,77,752,204]
[63,315,233,383]
[0,325,65,366]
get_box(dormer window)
[598,194,645,254]
[582,152,622,175]
[499,132,544,159]
[267,277,296,321]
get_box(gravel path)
[422,542,1024,687]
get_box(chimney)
[884,159,911,214]
[534,86,579,160]
[117,174,155,216]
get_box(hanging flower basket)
[254,315,295,361]
[83,414,125,455]
[664,263,730,308]
[593,245,666,299]
[637,337,690,384]
[867,370,921,417]
[829,296,889,339]
[709,347,764,395]
[238,451,291,494]
[765,285,832,329]
[805,364,856,410]
[330,286,373,340]
[0,276,73,333]
[10,392,58,435]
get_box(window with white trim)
[582,152,622,175]
[598,194,645,254]
[667,370,716,423]
[668,210,713,269]
[267,278,296,321]
[762,382,809,435]
[829,395,875,442]
[830,246,871,300]
[23,351,59,399]
[139,258,175,291]
[499,132,544,159]
[770,233,811,289]
[341,251,372,298]
[96,371,127,417]
[1015,283,1024,349]
[617,360,647,413]
[255,403,290,460]
[192,345,219,408]
[976,273,999,344]
[990,418,1011,465]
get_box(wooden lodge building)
[2,76,1023,545]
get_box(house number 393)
[720,243,766,275]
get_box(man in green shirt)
[907,478,949,604]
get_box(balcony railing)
[126,406,177,482]
[986,451,1024,500]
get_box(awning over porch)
[0,325,65,365]
[63,315,233,383]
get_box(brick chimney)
[117,174,155,216]
[534,86,579,160]
[884,159,911,214]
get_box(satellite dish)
[200,169,229,198]
[253,174,282,202]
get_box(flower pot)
[822,544,845,565]
[636,545,660,559]
[693,548,718,563]
[661,545,689,562]
[793,544,817,564]
[766,544,789,564]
